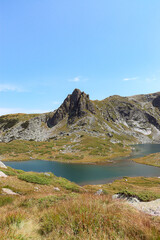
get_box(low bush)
[3,119,19,130]
[21,120,29,129]
[18,172,53,185]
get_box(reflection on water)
[3,144,160,185]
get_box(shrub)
[3,119,19,130]
[21,121,29,129]
[18,172,53,185]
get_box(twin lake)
[3,144,160,185]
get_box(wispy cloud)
[68,76,88,83]
[0,84,23,92]
[123,77,138,81]
[69,76,81,82]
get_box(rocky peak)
[47,89,95,127]
[1,90,160,143]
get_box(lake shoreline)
[2,144,160,185]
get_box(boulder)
[0,171,7,177]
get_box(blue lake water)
[3,144,160,185]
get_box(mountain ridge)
[0,89,160,145]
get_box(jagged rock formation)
[0,89,160,144]
[47,89,95,127]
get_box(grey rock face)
[47,95,71,127]
[47,89,95,127]
[0,114,53,143]
[1,89,160,144]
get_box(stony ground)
[113,193,160,216]
[130,199,160,216]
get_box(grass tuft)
[0,196,14,207]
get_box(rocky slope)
[0,89,160,145]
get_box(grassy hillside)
[0,113,40,129]
[0,136,131,163]
[133,153,160,167]
[0,167,160,239]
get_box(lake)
[3,144,160,185]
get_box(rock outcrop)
[47,89,95,127]
[0,89,160,144]
[0,171,8,178]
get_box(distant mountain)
[1,89,160,145]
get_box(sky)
[0,0,160,115]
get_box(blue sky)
[0,0,160,115]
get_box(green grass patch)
[55,154,84,161]
[118,189,160,202]
[1,167,24,176]
[18,172,54,185]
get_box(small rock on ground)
[44,172,51,176]
[2,188,19,195]
[0,171,7,178]
[53,187,60,191]
[95,189,103,195]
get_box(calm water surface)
[3,144,160,185]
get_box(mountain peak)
[47,89,95,127]
[1,90,160,144]
[71,88,82,95]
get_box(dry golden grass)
[133,153,160,167]
[86,177,160,201]
[0,193,160,240]
[0,172,160,239]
